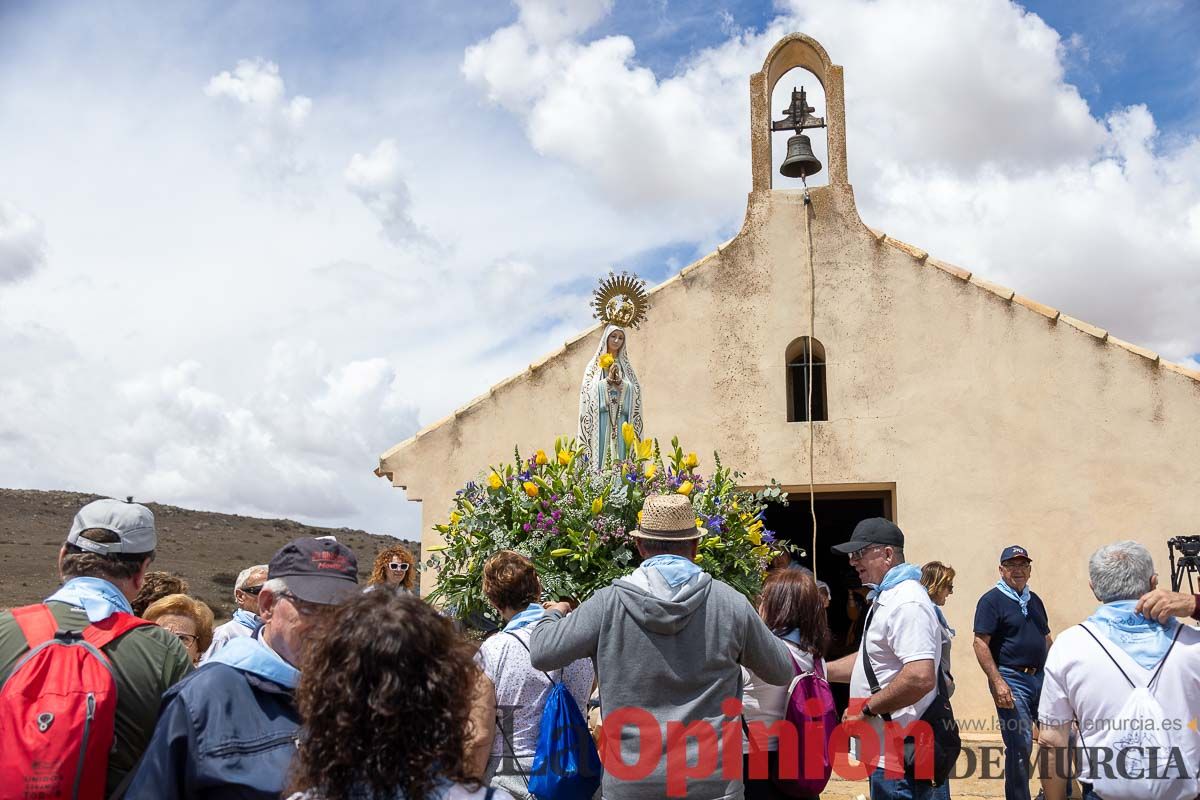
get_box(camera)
[1167,535,1200,592]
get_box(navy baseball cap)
[269,538,359,604]
[1000,545,1032,563]
[831,518,904,555]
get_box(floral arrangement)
[425,430,795,627]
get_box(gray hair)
[1089,541,1156,602]
[235,564,268,592]
[261,577,288,595]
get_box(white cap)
[67,498,156,555]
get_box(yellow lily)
[487,472,503,490]
[636,438,653,460]
[591,497,603,515]
[643,462,657,480]
[523,481,539,498]
[751,544,770,558]
[747,528,762,546]
[557,449,573,466]
[449,512,461,525]
[534,449,548,465]
[677,480,694,496]
[684,452,699,469]
[637,510,644,525]
[599,353,615,370]
[550,548,574,557]
[621,421,635,447]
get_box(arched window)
[786,337,827,422]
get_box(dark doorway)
[763,491,891,715]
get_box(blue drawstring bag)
[527,680,602,800]
[504,632,602,800]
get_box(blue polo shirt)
[973,586,1050,668]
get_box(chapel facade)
[377,34,1200,724]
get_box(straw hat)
[632,495,705,540]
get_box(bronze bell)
[780,133,822,179]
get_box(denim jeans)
[996,666,1043,800]
[869,766,937,800]
[929,779,950,800]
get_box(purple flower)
[523,523,532,532]
[551,510,562,520]
[762,530,777,544]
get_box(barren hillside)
[0,488,420,618]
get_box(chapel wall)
[384,180,1200,728]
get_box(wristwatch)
[862,702,878,718]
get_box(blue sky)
[0,0,1197,535]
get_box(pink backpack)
[773,653,837,797]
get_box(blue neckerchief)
[934,606,956,637]
[503,603,545,632]
[1087,600,1180,670]
[641,554,703,588]
[781,628,803,645]
[206,631,300,689]
[46,577,134,622]
[995,579,1031,616]
[232,608,263,632]
[865,562,922,600]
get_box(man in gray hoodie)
[530,494,795,799]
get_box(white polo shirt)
[849,578,942,770]
[1038,622,1200,796]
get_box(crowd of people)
[0,495,1198,800]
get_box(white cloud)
[204,58,313,183]
[0,202,47,283]
[463,0,1200,361]
[463,6,773,239]
[0,1,1196,540]
[0,340,418,530]
[344,139,433,246]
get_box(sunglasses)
[387,561,410,573]
[240,584,264,596]
[847,544,885,562]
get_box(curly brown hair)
[288,590,481,800]
[367,544,417,591]
[482,550,540,612]
[758,568,831,657]
[131,571,190,616]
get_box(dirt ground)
[0,488,418,619]
[816,739,1066,799]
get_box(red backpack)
[0,604,152,800]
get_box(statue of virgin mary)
[578,324,643,469]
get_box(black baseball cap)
[268,538,359,605]
[831,518,905,555]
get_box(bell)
[780,134,822,179]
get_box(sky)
[1,0,1197,539]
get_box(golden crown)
[591,271,649,329]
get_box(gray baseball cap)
[67,498,157,555]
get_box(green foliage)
[425,434,793,629]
